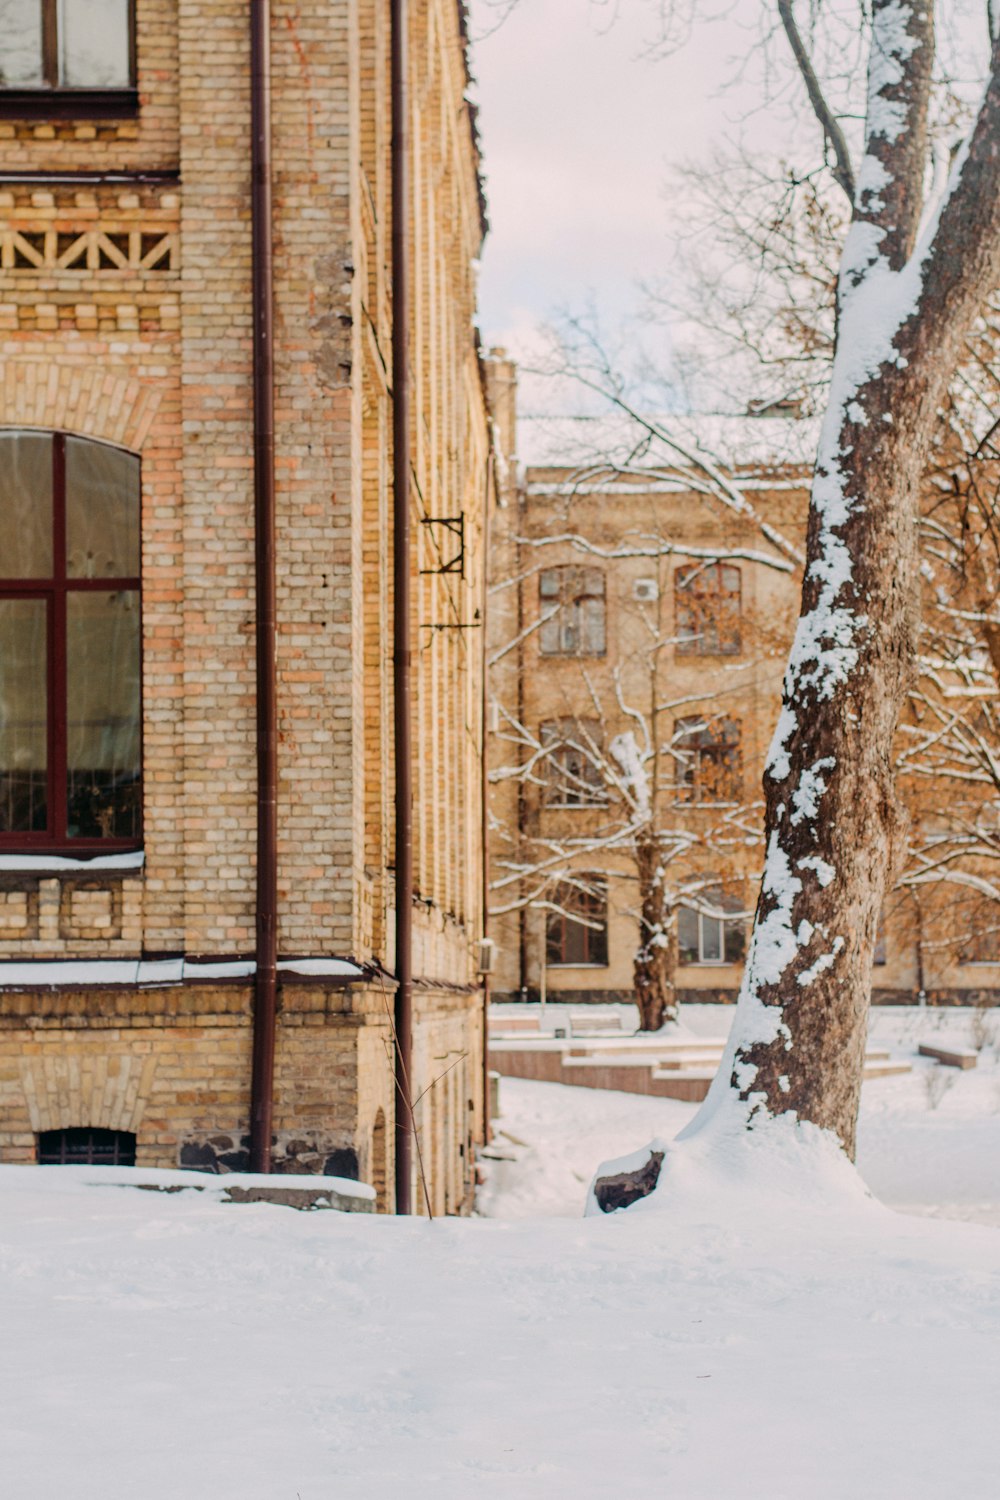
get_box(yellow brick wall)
[0,1,488,1209]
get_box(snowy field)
[2,1006,999,1498]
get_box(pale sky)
[465,0,990,408]
[466,0,799,381]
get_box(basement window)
[0,0,137,117]
[38,1127,137,1165]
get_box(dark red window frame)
[545,879,609,967]
[0,0,138,119]
[0,430,142,853]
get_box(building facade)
[486,392,1000,1012]
[0,0,490,1213]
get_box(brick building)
[487,383,1000,1012]
[0,1,491,1213]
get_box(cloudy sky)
[465,0,990,409]
[465,0,791,379]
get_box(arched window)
[0,430,141,850]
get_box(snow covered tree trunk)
[633,834,677,1031]
[709,10,1000,1159]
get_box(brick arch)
[0,360,161,453]
[17,1052,159,1136]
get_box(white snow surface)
[0,956,365,986]
[3,1006,999,1498]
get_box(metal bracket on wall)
[420,514,465,576]
[419,610,482,646]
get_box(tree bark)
[633,834,677,1031]
[714,14,1000,1159]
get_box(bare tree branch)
[777,0,857,204]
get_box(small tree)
[488,445,801,1028]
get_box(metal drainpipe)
[481,451,495,1147]
[515,485,528,1000]
[391,0,414,1215]
[249,0,278,1174]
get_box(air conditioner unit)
[633,577,659,603]
[477,938,497,974]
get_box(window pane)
[677,906,699,964]
[0,0,43,85]
[39,1127,136,1165]
[0,432,53,577]
[58,0,130,86]
[579,596,606,654]
[66,591,140,839]
[701,916,722,962]
[0,598,47,833]
[66,437,139,578]
[723,919,746,965]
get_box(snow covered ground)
[481,1005,1000,1225]
[2,1006,998,1498]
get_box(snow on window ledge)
[0,955,366,988]
[0,851,145,873]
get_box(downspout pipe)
[391,0,414,1214]
[249,0,278,1174]
[481,451,494,1147]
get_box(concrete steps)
[488,1025,912,1102]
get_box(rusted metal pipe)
[391,0,414,1215]
[249,0,278,1175]
[481,451,494,1147]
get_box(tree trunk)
[705,14,1000,1160]
[633,835,677,1031]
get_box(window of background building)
[961,924,1000,964]
[539,566,606,656]
[874,910,887,966]
[0,430,141,850]
[678,888,746,966]
[673,716,742,803]
[675,563,742,656]
[545,878,609,966]
[0,0,133,90]
[540,717,605,807]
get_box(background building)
[0,0,490,1214]
[486,380,1000,1013]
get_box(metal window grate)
[38,1127,136,1166]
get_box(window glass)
[674,716,742,803]
[701,915,722,962]
[546,878,609,966]
[38,1127,136,1165]
[675,563,742,656]
[539,567,606,657]
[723,917,746,965]
[678,886,746,965]
[540,717,605,807]
[58,0,130,86]
[0,599,48,833]
[66,590,140,839]
[0,432,52,577]
[677,904,699,964]
[0,1,43,85]
[66,437,140,577]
